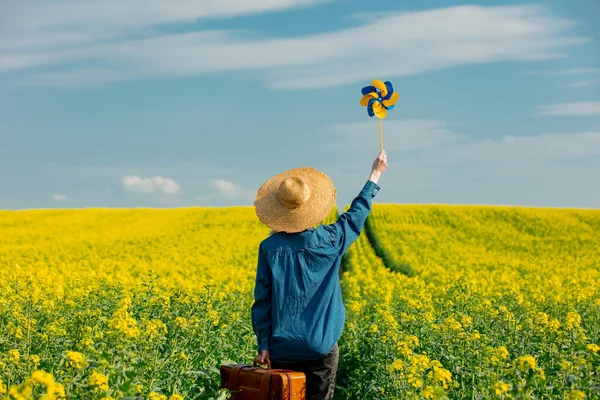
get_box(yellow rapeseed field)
[349,204,600,399]
[1,205,599,399]
[0,208,270,399]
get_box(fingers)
[377,151,388,165]
[255,352,269,365]
[261,351,270,364]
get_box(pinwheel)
[360,79,400,151]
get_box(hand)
[369,151,388,184]
[253,350,270,366]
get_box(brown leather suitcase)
[220,359,306,400]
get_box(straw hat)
[254,167,337,233]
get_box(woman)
[251,151,388,400]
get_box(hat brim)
[254,167,337,233]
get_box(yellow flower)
[65,351,88,369]
[89,370,110,392]
[145,319,168,339]
[568,390,586,400]
[8,349,20,364]
[49,382,66,400]
[174,317,188,329]
[346,300,363,314]
[461,315,473,327]
[0,379,6,395]
[422,386,436,399]
[149,392,167,400]
[494,381,510,395]
[497,346,509,359]
[488,346,509,366]
[514,355,536,371]
[109,307,139,339]
[397,341,413,357]
[169,395,184,400]
[431,367,452,389]
[405,335,419,347]
[8,384,33,399]
[391,359,403,372]
[79,337,95,348]
[28,355,41,365]
[586,343,600,353]
[565,312,581,330]
[548,318,561,332]
[369,324,378,334]
[30,370,55,387]
[445,317,462,331]
[411,378,423,388]
[207,310,219,326]
[559,360,572,371]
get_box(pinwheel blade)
[372,102,387,119]
[361,86,376,95]
[382,92,399,107]
[383,81,394,99]
[371,80,388,98]
[367,104,375,117]
[360,93,378,106]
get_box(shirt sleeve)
[331,180,380,254]
[251,243,272,352]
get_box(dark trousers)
[271,342,339,400]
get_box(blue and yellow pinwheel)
[360,79,399,119]
[360,79,399,150]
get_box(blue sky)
[1,0,599,210]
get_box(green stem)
[147,346,160,391]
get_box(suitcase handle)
[253,356,271,369]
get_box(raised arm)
[331,151,388,254]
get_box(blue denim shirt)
[251,180,381,362]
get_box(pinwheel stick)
[360,79,398,152]
[378,118,383,151]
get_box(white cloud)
[325,126,600,206]
[197,179,255,205]
[427,132,600,165]
[329,119,465,152]
[210,179,238,196]
[524,67,600,76]
[330,119,600,163]
[0,4,588,89]
[0,0,325,49]
[326,123,600,207]
[371,130,600,207]
[566,79,600,88]
[52,193,77,202]
[122,175,181,195]
[535,102,600,116]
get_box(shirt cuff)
[363,180,381,197]
[258,338,270,352]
